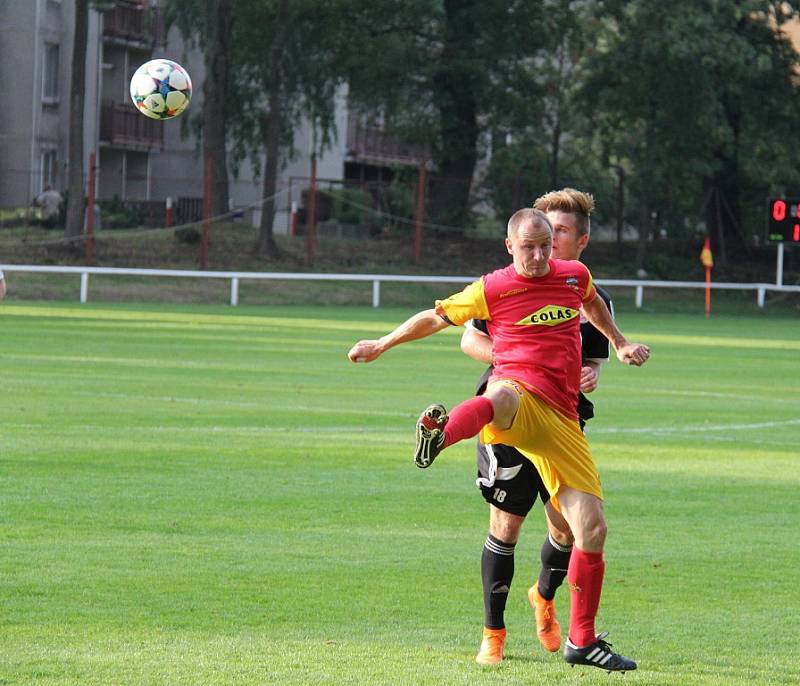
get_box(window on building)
[41,149,58,193]
[43,43,60,101]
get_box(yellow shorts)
[479,379,602,511]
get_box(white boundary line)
[592,418,800,434]
[6,418,799,436]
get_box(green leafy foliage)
[578,0,800,250]
[319,187,374,225]
[160,0,800,263]
[343,0,556,227]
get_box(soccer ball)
[129,59,192,120]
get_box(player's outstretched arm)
[348,308,450,363]
[581,296,650,367]
[460,325,492,365]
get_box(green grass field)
[1,302,798,685]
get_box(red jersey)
[436,260,597,419]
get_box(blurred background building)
[0,0,426,233]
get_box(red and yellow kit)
[436,260,597,420]
[435,260,602,504]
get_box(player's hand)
[580,365,598,393]
[347,339,384,363]
[616,342,650,366]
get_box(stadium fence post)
[372,280,380,308]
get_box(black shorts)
[476,442,550,517]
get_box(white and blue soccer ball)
[129,59,192,120]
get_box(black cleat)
[414,404,448,468]
[563,632,637,673]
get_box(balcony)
[100,100,164,150]
[103,2,166,47]
[346,115,428,167]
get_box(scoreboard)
[767,198,800,243]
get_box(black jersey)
[471,285,613,424]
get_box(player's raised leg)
[414,382,518,467]
[414,404,449,468]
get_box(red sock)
[443,396,494,447]
[567,546,605,647]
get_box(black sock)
[481,534,516,629]
[537,533,572,601]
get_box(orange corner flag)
[700,237,713,316]
[700,238,714,269]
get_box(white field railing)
[1,264,798,308]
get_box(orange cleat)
[528,584,561,652]
[475,626,506,665]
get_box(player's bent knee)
[579,518,607,550]
[484,384,520,429]
[563,503,606,550]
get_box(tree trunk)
[636,99,657,271]
[635,202,651,272]
[203,0,232,218]
[719,105,748,257]
[704,100,749,267]
[257,100,282,258]
[64,0,88,240]
[548,43,567,190]
[549,117,561,191]
[255,0,289,258]
[427,0,479,231]
[714,187,727,267]
[428,82,478,230]
[703,175,730,268]
[615,165,625,259]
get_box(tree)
[699,2,800,264]
[203,0,232,218]
[345,0,553,230]
[579,0,800,269]
[229,0,344,258]
[64,0,89,241]
[578,2,711,267]
[537,0,595,190]
[166,0,232,218]
[482,1,603,220]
